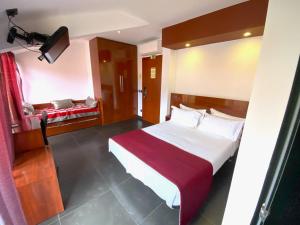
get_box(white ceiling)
[0,0,247,50]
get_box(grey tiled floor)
[40,118,236,225]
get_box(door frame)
[251,56,300,224]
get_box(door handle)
[143,87,147,98]
[119,75,124,92]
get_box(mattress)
[34,103,99,123]
[109,121,239,208]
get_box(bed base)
[46,115,101,136]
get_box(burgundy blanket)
[112,130,213,225]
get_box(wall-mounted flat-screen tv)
[39,26,70,64]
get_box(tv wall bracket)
[6,8,70,63]
[6,8,49,45]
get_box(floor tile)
[81,144,111,163]
[55,150,91,178]
[38,215,59,225]
[191,215,215,225]
[49,132,77,149]
[121,118,152,128]
[188,160,236,225]
[199,179,231,225]
[111,177,162,224]
[70,127,99,137]
[50,140,83,166]
[60,191,136,225]
[141,203,179,225]
[98,127,124,139]
[71,127,107,149]
[93,153,130,187]
[59,167,109,209]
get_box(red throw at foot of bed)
[112,130,213,225]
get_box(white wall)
[222,0,300,224]
[139,37,261,121]
[159,37,262,121]
[174,37,262,101]
[16,40,94,104]
[160,48,176,122]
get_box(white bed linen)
[109,121,239,208]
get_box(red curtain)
[0,58,27,224]
[0,52,25,125]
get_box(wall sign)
[150,67,156,79]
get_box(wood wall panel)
[162,0,269,49]
[170,93,249,118]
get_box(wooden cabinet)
[89,37,137,125]
[13,118,64,225]
[13,147,64,225]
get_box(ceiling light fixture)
[117,30,121,34]
[185,43,191,47]
[243,32,252,37]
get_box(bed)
[109,93,249,225]
[32,99,104,136]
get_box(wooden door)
[142,55,162,124]
[115,60,133,120]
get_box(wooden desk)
[13,117,64,225]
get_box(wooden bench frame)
[32,99,104,136]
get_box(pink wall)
[15,40,94,104]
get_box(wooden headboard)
[170,93,249,118]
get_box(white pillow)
[210,108,245,121]
[22,102,34,115]
[170,106,202,128]
[51,99,74,109]
[197,114,244,141]
[180,104,207,114]
[85,96,97,108]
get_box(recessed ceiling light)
[243,32,252,37]
[185,43,191,47]
[117,30,121,34]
